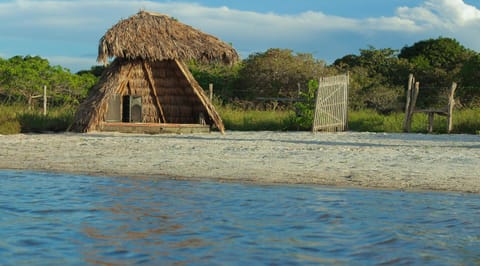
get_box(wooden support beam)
[142,61,167,123]
[175,59,225,134]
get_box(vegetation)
[235,48,333,99]
[0,36,479,134]
[218,106,295,131]
[293,80,318,130]
[0,56,97,107]
[216,106,479,134]
[0,105,75,134]
[189,61,241,99]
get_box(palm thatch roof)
[98,11,239,65]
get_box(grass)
[348,109,480,134]
[0,105,21,135]
[1,103,478,134]
[217,105,296,131]
[0,105,75,134]
[450,108,480,134]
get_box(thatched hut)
[71,11,239,134]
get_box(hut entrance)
[121,95,142,123]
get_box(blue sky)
[1,0,480,72]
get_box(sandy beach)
[1,131,479,193]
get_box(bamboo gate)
[312,73,349,132]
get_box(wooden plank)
[101,122,210,134]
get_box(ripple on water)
[0,170,479,265]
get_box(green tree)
[49,66,97,106]
[189,61,241,100]
[458,54,480,107]
[236,48,328,99]
[334,47,407,113]
[0,56,53,107]
[76,65,106,78]
[0,55,97,107]
[399,37,475,107]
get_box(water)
[0,170,479,265]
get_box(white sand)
[1,131,479,193]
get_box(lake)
[0,170,479,265]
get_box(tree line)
[1,37,479,113]
[0,56,98,108]
[191,37,480,113]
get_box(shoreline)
[1,131,479,193]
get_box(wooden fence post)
[404,74,418,132]
[403,74,413,132]
[43,85,47,116]
[447,82,457,133]
[428,112,434,133]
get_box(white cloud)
[395,0,480,50]
[396,0,480,29]
[0,0,479,71]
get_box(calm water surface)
[0,170,479,265]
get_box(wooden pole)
[428,112,434,133]
[406,81,420,132]
[209,83,213,101]
[43,85,47,116]
[447,82,458,133]
[403,74,414,132]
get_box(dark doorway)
[122,95,131,122]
